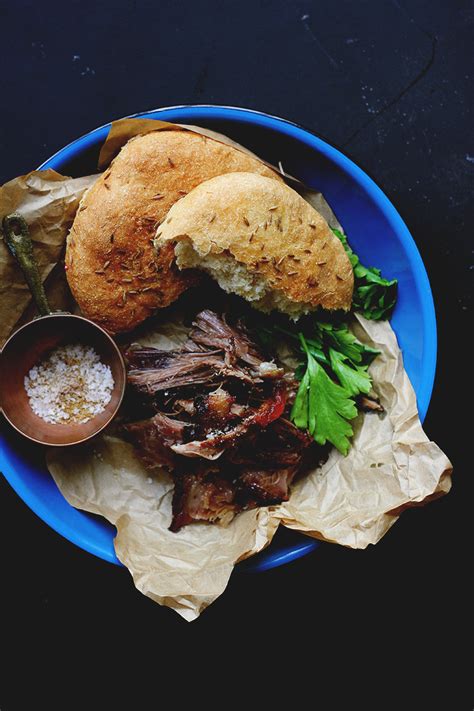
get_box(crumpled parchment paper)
[0,120,452,621]
[0,170,97,346]
[48,435,279,621]
[274,314,452,546]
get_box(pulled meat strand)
[126,349,256,394]
[189,309,264,367]
[123,413,188,469]
[358,395,384,413]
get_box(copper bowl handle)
[2,212,51,317]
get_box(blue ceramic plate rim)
[0,105,436,572]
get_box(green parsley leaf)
[288,322,381,454]
[331,228,359,268]
[308,361,357,454]
[291,364,311,430]
[329,348,371,396]
[331,227,398,320]
[291,334,359,455]
[316,321,379,365]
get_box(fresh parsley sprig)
[332,228,398,320]
[290,322,379,455]
[291,333,358,455]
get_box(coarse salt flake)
[24,343,114,425]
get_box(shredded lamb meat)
[188,309,266,367]
[123,413,187,469]
[170,386,286,460]
[126,349,256,391]
[170,472,239,532]
[123,310,322,531]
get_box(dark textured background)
[0,1,471,707]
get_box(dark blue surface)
[0,106,436,571]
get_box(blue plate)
[0,106,436,572]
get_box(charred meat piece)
[170,472,240,531]
[231,418,314,504]
[195,387,235,425]
[123,413,188,469]
[237,467,299,505]
[228,418,313,468]
[171,386,286,460]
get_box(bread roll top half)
[155,172,354,318]
[66,131,281,333]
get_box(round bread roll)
[155,172,354,318]
[66,130,281,333]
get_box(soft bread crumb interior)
[173,239,314,320]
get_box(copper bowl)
[0,314,126,446]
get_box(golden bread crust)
[66,131,280,333]
[156,172,354,312]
